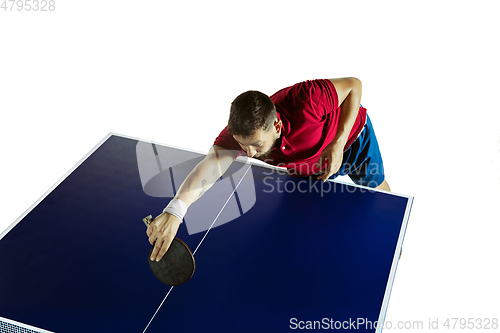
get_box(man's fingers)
[319,166,331,182]
[148,234,155,246]
[147,224,155,245]
[150,232,174,262]
[317,157,330,181]
[157,236,174,262]
[150,237,163,261]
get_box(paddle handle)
[143,215,153,228]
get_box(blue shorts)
[326,114,385,187]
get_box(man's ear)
[274,119,282,134]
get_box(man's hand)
[316,140,345,182]
[146,212,181,262]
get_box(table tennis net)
[0,318,53,333]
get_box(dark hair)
[227,90,277,138]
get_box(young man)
[147,78,389,262]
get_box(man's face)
[233,119,282,161]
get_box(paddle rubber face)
[148,238,195,286]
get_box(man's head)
[227,90,282,160]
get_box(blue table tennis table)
[0,133,413,333]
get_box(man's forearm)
[147,148,233,262]
[173,160,221,208]
[330,77,362,147]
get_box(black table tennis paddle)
[142,215,195,286]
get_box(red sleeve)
[271,79,339,120]
[213,126,246,157]
[308,79,339,118]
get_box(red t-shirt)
[213,79,367,177]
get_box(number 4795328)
[1,0,55,11]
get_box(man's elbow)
[349,77,362,92]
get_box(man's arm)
[147,145,237,261]
[317,77,362,182]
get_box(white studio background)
[1,1,499,331]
